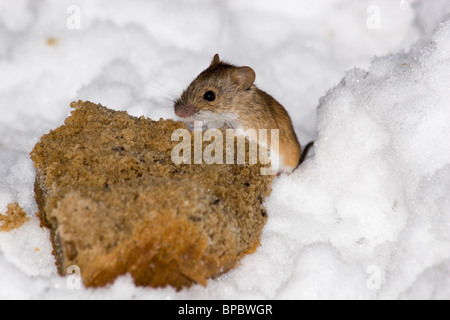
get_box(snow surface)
[0,0,449,299]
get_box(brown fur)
[175,54,301,171]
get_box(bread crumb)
[327,29,336,38]
[46,37,58,46]
[0,203,29,232]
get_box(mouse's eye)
[203,90,216,102]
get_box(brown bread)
[31,101,273,289]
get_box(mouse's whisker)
[152,81,179,101]
[153,95,176,103]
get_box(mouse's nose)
[174,102,197,118]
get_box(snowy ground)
[0,0,449,299]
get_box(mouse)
[174,54,301,173]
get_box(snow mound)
[267,16,450,299]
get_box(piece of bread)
[0,203,29,232]
[31,101,273,289]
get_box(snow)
[0,0,449,299]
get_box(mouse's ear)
[234,67,256,90]
[211,54,221,66]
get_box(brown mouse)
[174,54,301,172]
